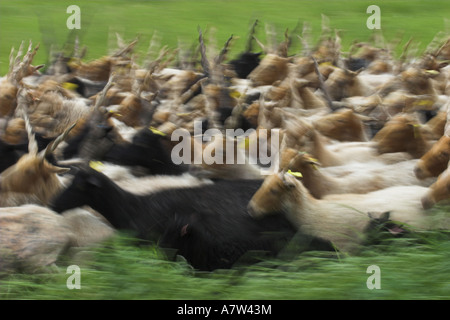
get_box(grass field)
[1,212,450,300]
[1,0,450,302]
[0,0,449,75]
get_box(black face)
[417,110,437,123]
[62,123,90,159]
[65,77,108,98]
[131,128,161,146]
[104,128,185,175]
[229,52,261,79]
[105,128,162,166]
[62,119,114,160]
[346,58,370,72]
[50,167,103,213]
[363,211,409,246]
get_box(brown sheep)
[0,113,75,206]
[372,113,434,158]
[279,148,435,199]
[248,171,442,254]
[414,135,450,180]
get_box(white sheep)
[248,172,449,254]
[0,204,114,273]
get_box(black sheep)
[62,121,186,176]
[103,128,187,176]
[64,77,108,99]
[50,167,332,270]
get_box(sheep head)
[248,54,292,87]
[0,114,75,205]
[400,67,437,96]
[414,135,450,179]
[373,113,429,158]
[421,165,450,210]
[313,108,369,142]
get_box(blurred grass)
[0,0,449,75]
[1,206,450,300]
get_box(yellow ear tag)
[413,124,421,139]
[89,161,105,172]
[149,126,166,136]
[62,82,79,91]
[319,61,334,68]
[108,110,122,117]
[306,157,319,170]
[229,90,241,99]
[67,57,80,66]
[425,69,439,75]
[287,170,303,178]
[415,99,434,108]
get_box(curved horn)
[17,90,39,155]
[94,73,116,110]
[23,113,38,155]
[39,122,77,160]
[245,19,259,53]
[311,56,334,110]
[253,35,268,54]
[9,41,40,85]
[198,26,211,77]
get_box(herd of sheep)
[0,22,449,273]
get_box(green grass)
[1,207,450,300]
[0,0,449,75]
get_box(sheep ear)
[438,61,449,69]
[287,169,303,179]
[49,165,71,174]
[306,156,321,167]
[33,64,45,72]
[380,211,391,221]
[368,211,391,221]
[423,69,440,78]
